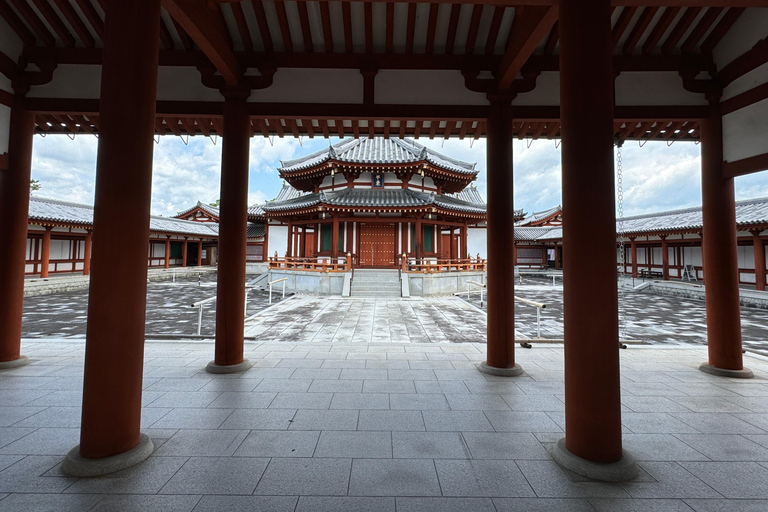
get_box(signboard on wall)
[372,173,384,189]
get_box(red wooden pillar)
[299,226,306,258]
[415,216,423,261]
[661,236,669,280]
[83,230,92,276]
[555,0,633,480]
[630,239,638,277]
[197,241,203,266]
[460,223,468,259]
[0,99,34,369]
[286,222,293,257]
[263,223,270,262]
[752,230,765,291]
[554,243,560,270]
[332,215,339,260]
[163,237,170,269]
[40,227,52,278]
[480,95,521,376]
[63,0,161,476]
[182,238,188,267]
[700,103,751,377]
[210,89,253,374]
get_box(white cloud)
[28,133,768,221]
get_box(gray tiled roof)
[447,185,485,205]
[262,188,486,215]
[516,205,562,226]
[279,137,477,175]
[247,223,265,239]
[514,227,558,242]
[175,201,219,219]
[28,197,219,237]
[620,197,768,234]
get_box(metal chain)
[616,143,626,339]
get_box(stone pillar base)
[0,355,30,370]
[62,433,154,477]
[699,362,754,379]
[206,358,254,374]
[477,362,524,377]
[552,438,638,482]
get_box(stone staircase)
[350,269,402,298]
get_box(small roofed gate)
[359,223,396,268]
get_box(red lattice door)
[359,223,396,268]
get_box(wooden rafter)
[385,2,394,53]
[700,7,743,53]
[30,0,75,47]
[274,0,293,52]
[163,0,241,86]
[425,3,439,54]
[485,6,505,55]
[74,0,103,39]
[623,7,659,54]
[445,4,461,54]
[642,7,680,54]
[364,2,372,53]
[681,7,722,53]
[52,0,95,47]
[612,6,637,48]
[251,0,273,53]
[661,7,701,54]
[297,0,313,53]
[0,0,35,46]
[9,0,55,47]
[406,3,417,54]
[159,18,175,49]
[497,5,558,89]
[172,18,195,50]
[543,21,559,55]
[319,1,333,53]
[341,1,353,52]
[465,4,483,55]
[231,1,253,51]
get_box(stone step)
[351,291,402,297]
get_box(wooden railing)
[268,256,349,272]
[402,257,487,273]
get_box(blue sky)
[30,133,768,218]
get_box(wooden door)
[440,234,451,259]
[359,223,396,267]
[304,233,315,257]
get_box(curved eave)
[264,203,486,220]
[28,219,92,230]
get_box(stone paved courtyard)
[0,340,766,511]
[463,277,768,355]
[21,274,290,338]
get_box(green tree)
[210,198,220,207]
[30,179,41,194]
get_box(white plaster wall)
[0,104,10,155]
[49,240,69,259]
[713,8,768,70]
[28,65,102,99]
[615,72,707,106]
[157,67,223,102]
[251,68,363,104]
[513,72,560,106]
[268,224,288,257]
[723,62,768,101]
[738,245,755,270]
[467,227,486,259]
[375,70,488,106]
[723,98,768,164]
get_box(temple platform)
[0,340,766,511]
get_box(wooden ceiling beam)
[406,3,417,54]
[445,4,461,54]
[231,1,253,51]
[485,6,504,55]
[612,6,637,48]
[251,0,273,53]
[681,7,722,53]
[465,4,483,55]
[0,0,35,46]
[73,0,103,39]
[274,0,293,52]
[163,0,241,86]
[497,5,558,89]
[642,7,680,54]
[543,21,558,55]
[341,1,353,52]
[623,6,659,54]
[661,7,701,54]
[319,1,333,53]
[385,2,394,53]
[172,18,195,50]
[425,3,439,54]
[297,0,313,52]
[30,0,75,47]
[52,0,95,47]
[9,0,56,47]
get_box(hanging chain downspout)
[616,141,627,345]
